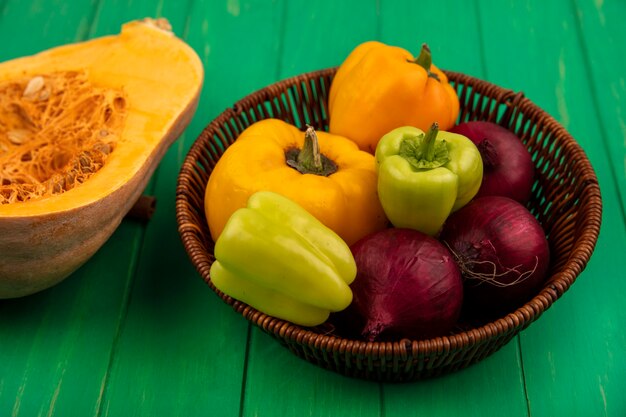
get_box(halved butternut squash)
[0,18,204,298]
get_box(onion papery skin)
[450,121,535,204]
[440,196,550,317]
[346,228,463,342]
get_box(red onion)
[450,121,535,204]
[345,228,463,342]
[440,196,550,316]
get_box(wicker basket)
[176,68,602,382]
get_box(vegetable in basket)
[329,41,460,154]
[440,196,551,316]
[375,124,483,236]
[340,228,463,342]
[210,191,357,327]
[204,119,387,246]
[450,121,535,203]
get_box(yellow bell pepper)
[204,119,388,246]
[329,42,460,154]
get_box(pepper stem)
[415,43,432,71]
[422,123,440,162]
[285,125,338,176]
[398,123,450,170]
[411,43,440,81]
[298,124,322,171]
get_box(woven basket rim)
[176,67,602,361]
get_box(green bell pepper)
[375,123,483,236]
[209,191,357,327]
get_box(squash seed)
[93,141,112,155]
[7,129,30,145]
[23,76,45,99]
[38,88,50,101]
[1,70,126,204]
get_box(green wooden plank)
[0,1,150,416]
[377,1,529,416]
[0,0,100,60]
[277,0,381,78]
[477,1,626,416]
[0,0,7,19]
[572,2,626,415]
[573,0,626,222]
[238,2,383,416]
[0,222,144,417]
[383,342,527,416]
[80,4,206,417]
[379,0,484,78]
[193,0,285,105]
[1,1,624,417]
[88,0,191,37]
[98,1,289,416]
[245,329,381,417]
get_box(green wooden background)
[1,1,625,416]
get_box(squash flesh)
[0,70,127,203]
[0,19,203,297]
[0,20,203,216]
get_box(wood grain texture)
[0,1,145,416]
[378,1,528,415]
[0,0,7,20]
[477,1,626,416]
[572,18,626,413]
[0,0,100,59]
[0,223,144,417]
[573,0,626,215]
[86,2,249,417]
[276,0,380,79]
[239,2,382,416]
[0,1,624,416]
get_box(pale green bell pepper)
[210,191,357,327]
[375,123,483,236]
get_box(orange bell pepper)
[329,42,460,154]
[204,119,388,246]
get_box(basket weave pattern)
[176,68,602,381]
